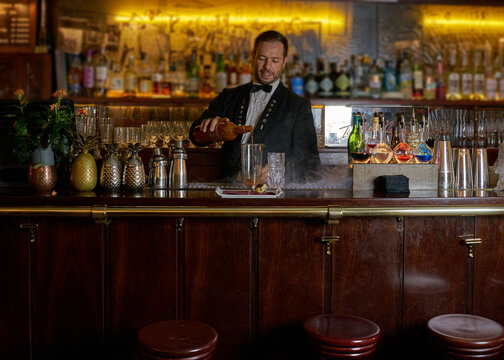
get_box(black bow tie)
[251,84,272,93]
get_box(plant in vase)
[9,88,76,191]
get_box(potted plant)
[9,88,77,191]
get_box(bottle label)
[139,79,151,93]
[95,66,108,86]
[187,78,199,92]
[336,74,350,91]
[124,74,137,92]
[109,76,123,91]
[486,78,497,100]
[215,72,227,93]
[305,79,318,95]
[461,73,472,95]
[229,72,238,87]
[413,70,423,90]
[474,74,484,95]
[319,76,333,94]
[239,73,251,85]
[291,77,304,96]
[369,74,381,89]
[83,66,94,88]
[448,73,460,95]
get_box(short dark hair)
[253,30,288,58]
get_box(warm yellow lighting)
[424,18,504,28]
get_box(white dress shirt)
[241,79,280,144]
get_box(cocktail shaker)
[455,148,472,190]
[169,140,187,189]
[473,148,489,189]
[148,148,168,189]
[434,140,454,190]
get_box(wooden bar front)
[1,190,504,360]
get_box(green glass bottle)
[348,112,368,165]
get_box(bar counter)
[1,185,504,360]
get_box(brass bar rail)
[1,205,504,221]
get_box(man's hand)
[200,116,230,133]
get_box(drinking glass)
[267,152,285,190]
[172,121,186,142]
[160,121,173,148]
[126,127,140,145]
[241,143,264,189]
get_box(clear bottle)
[186,50,200,98]
[93,44,108,98]
[227,51,239,88]
[106,61,123,98]
[290,54,304,97]
[199,64,215,99]
[412,55,424,99]
[471,48,485,100]
[423,64,436,100]
[215,52,227,93]
[393,115,413,163]
[423,115,435,149]
[123,54,138,97]
[484,48,498,101]
[67,54,83,97]
[408,108,421,149]
[460,47,473,100]
[152,54,170,97]
[384,60,397,93]
[412,121,434,164]
[368,60,382,99]
[370,113,393,164]
[137,52,152,97]
[172,57,187,98]
[399,51,413,99]
[367,111,381,152]
[82,48,94,98]
[304,63,319,98]
[446,44,462,100]
[238,51,252,85]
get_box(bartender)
[189,30,320,184]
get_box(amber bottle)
[192,121,253,144]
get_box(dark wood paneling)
[109,217,178,359]
[474,216,504,325]
[35,217,104,360]
[0,217,30,360]
[258,218,327,360]
[332,217,402,358]
[184,218,253,360]
[402,216,474,359]
[0,54,51,99]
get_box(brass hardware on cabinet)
[460,236,482,258]
[321,236,340,255]
[92,205,111,225]
[20,223,38,243]
[250,218,259,229]
[176,217,184,230]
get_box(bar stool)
[137,320,218,360]
[303,314,381,359]
[428,314,504,359]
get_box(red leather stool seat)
[428,314,504,359]
[303,314,381,359]
[137,320,218,360]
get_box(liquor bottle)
[152,54,171,97]
[186,50,200,98]
[399,51,413,99]
[238,51,252,85]
[498,53,504,100]
[383,60,397,93]
[347,112,360,164]
[460,48,473,100]
[471,49,485,100]
[334,60,351,98]
[435,53,446,100]
[412,55,424,99]
[67,54,83,97]
[422,115,435,148]
[318,58,333,97]
[408,108,421,149]
[290,54,304,96]
[304,63,319,98]
[172,57,187,98]
[446,45,462,100]
[423,64,436,100]
[412,119,434,164]
[82,48,94,97]
[215,52,227,93]
[137,52,152,97]
[106,61,123,98]
[199,64,215,99]
[227,51,239,88]
[484,48,498,101]
[393,114,412,163]
[368,60,382,99]
[390,124,400,150]
[93,44,108,98]
[123,54,138,97]
[366,111,381,152]
[370,113,393,164]
[192,121,253,145]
